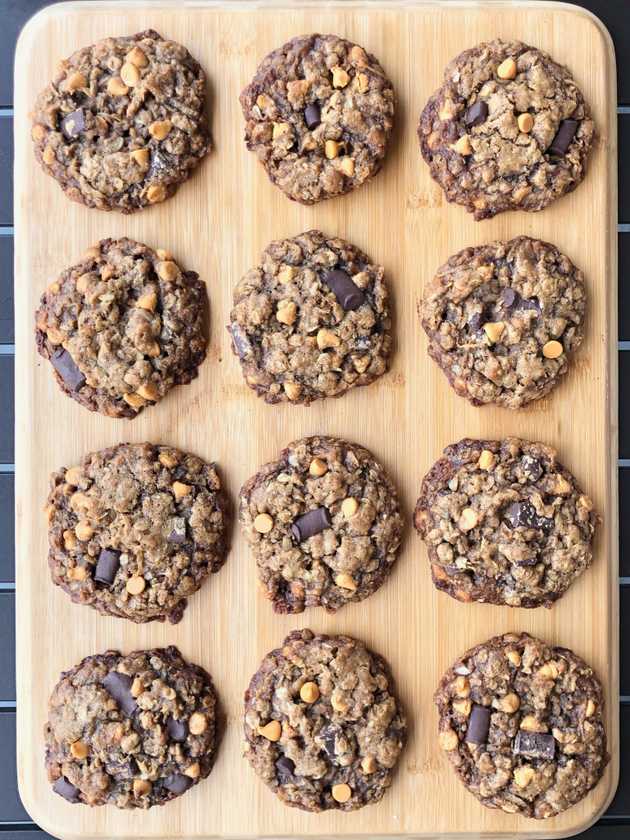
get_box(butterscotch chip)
[341,497,359,518]
[126,575,146,595]
[31,31,210,212]
[418,40,594,220]
[299,682,320,703]
[240,34,394,204]
[228,231,392,406]
[244,630,406,811]
[45,646,218,808]
[240,436,403,614]
[419,237,586,408]
[34,238,207,418]
[415,437,599,607]
[435,633,608,818]
[189,712,207,735]
[257,720,281,741]
[46,443,229,624]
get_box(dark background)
[0,0,628,837]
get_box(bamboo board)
[13,2,618,838]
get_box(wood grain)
[13,2,618,838]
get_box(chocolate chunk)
[464,101,488,127]
[53,776,80,803]
[548,119,578,156]
[504,501,553,533]
[521,456,543,482]
[166,716,189,742]
[500,287,517,308]
[229,325,252,359]
[322,269,365,311]
[163,773,193,794]
[513,731,556,760]
[468,312,483,332]
[61,108,85,139]
[275,756,296,783]
[148,148,171,180]
[320,725,339,758]
[102,671,137,717]
[51,348,86,391]
[167,517,187,544]
[94,548,120,586]
[304,104,321,130]
[465,704,491,744]
[291,507,332,542]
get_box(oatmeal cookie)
[240,34,395,203]
[35,238,207,418]
[46,442,229,623]
[31,30,209,212]
[239,436,403,613]
[419,237,586,408]
[244,629,406,811]
[418,40,594,219]
[435,633,608,818]
[414,438,599,608]
[46,646,218,808]
[228,230,391,405]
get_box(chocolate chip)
[53,776,80,803]
[521,456,543,482]
[465,704,491,744]
[166,716,189,742]
[102,671,137,717]
[322,269,365,311]
[548,119,578,156]
[291,507,332,542]
[163,773,193,794]
[61,108,85,139]
[513,731,556,760]
[275,756,296,783]
[504,501,553,533]
[51,348,86,391]
[304,104,321,130]
[94,548,120,586]
[167,517,187,544]
[499,288,540,316]
[464,101,488,127]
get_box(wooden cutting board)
[13,2,618,838]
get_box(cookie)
[240,34,395,204]
[31,30,209,212]
[228,230,392,405]
[435,633,608,819]
[418,40,594,220]
[240,436,403,613]
[46,646,218,808]
[419,237,586,408]
[244,629,406,812]
[46,443,229,623]
[35,238,207,418]
[414,438,599,608]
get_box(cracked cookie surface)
[244,629,406,812]
[35,238,207,419]
[240,34,395,204]
[435,633,608,818]
[32,30,209,212]
[228,230,391,405]
[239,436,403,614]
[414,438,599,608]
[46,442,229,623]
[46,646,218,808]
[418,40,594,220]
[419,237,586,408]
